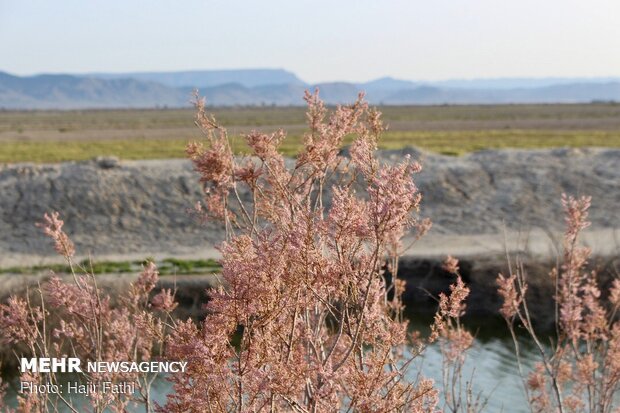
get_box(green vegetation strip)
[3,129,620,163]
[0,258,220,276]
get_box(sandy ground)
[2,227,617,269]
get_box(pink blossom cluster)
[165,91,443,412]
[36,212,75,258]
[497,194,620,413]
[0,225,177,412]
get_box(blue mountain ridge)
[1,70,619,109]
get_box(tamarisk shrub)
[0,92,474,413]
[0,212,177,413]
[162,91,457,412]
[497,195,620,413]
[432,257,489,413]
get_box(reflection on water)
[4,320,539,412]
[414,335,534,413]
[405,316,538,413]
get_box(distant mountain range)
[1,69,619,109]
[87,69,305,89]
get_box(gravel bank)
[1,147,618,266]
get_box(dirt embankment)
[1,147,618,266]
[0,147,619,334]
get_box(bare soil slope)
[1,147,618,266]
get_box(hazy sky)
[2,0,619,83]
